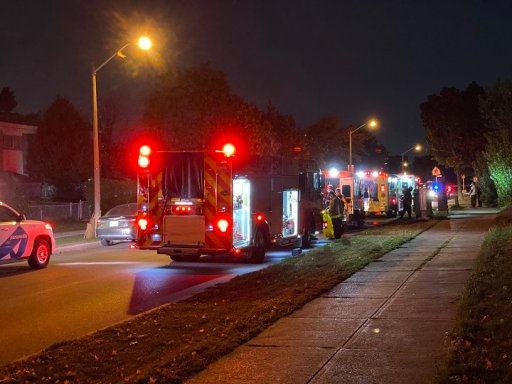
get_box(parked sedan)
[96,203,137,246]
[0,201,55,269]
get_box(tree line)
[2,65,511,210]
[420,81,512,207]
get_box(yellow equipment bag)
[322,211,334,240]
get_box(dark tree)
[420,82,487,202]
[261,101,298,157]
[479,79,512,206]
[27,97,92,200]
[303,117,381,170]
[0,87,17,113]
[303,116,344,169]
[142,64,272,156]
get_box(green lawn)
[433,208,512,384]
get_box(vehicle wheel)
[28,239,51,269]
[249,230,266,264]
[101,239,113,246]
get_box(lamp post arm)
[93,43,131,74]
[350,123,367,135]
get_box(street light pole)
[348,119,377,173]
[401,144,422,173]
[91,70,100,230]
[85,37,152,239]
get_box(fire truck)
[135,144,324,264]
[322,168,397,226]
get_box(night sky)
[2,0,512,154]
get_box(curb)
[55,241,101,253]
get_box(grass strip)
[55,235,97,247]
[433,209,512,384]
[0,220,435,384]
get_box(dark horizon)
[2,0,512,155]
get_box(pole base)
[84,217,97,239]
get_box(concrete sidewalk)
[186,211,497,384]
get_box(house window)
[3,135,21,150]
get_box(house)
[0,120,37,175]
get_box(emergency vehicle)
[135,144,324,263]
[0,201,55,269]
[388,173,420,213]
[322,168,397,226]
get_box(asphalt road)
[0,217,394,366]
[0,240,313,366]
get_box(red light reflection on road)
[128,269,227,314]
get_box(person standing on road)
[328,191,343,239]
[476,184,483,207]
[469,181,477,208]
[400,187,413,219]
[363,188,369,212]
[335,187,347,229]
[413,188,421,218]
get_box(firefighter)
[324,184,334,209]
[335,187,347,223]
[328,191,344,239]
[400,186,413,219]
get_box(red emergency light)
[138,218,148,230]
[173,205,193,214]
[217,219,229,233]
[255,213,265,222]
[222,143,236,157]
[138,145,151,169]
[139,145,151,156]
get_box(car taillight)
[217,219,229,233]
[138,218,148,230]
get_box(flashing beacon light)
[356,171,365,178]
[255,213,264,222]
[222,143,236,157]
[140,145,151,156]
[138,218,148,230]
[138,145,151,169]
[433,183,440,192]
[447,185,453,193]
[371,171,379,178]
[329,167,339,178]
[380,185,386,192]
[217,219,229,233]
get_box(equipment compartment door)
[233,178,251,247]
[282,189,299,237]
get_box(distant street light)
[401,144,422,173]
[87,36,152,239]
[348,119,378,173]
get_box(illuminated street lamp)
[349,119,378,173]
[87,36,152,238]
[401,144,422,173]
